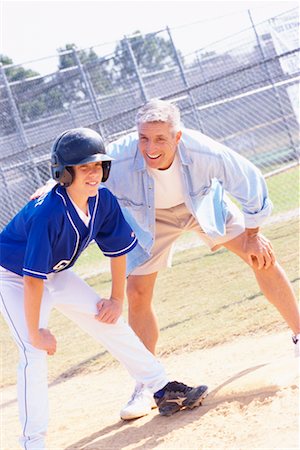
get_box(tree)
[57,43,99,70]
[0,54,71,123]
[0,55,43,130]
[0,55,39,82]
[113,31,176,81]
[57,43,113,98]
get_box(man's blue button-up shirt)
[105,128,273,275]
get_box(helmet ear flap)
[101,161,111,182]
[51,154,58,166]
[60,167,73,187]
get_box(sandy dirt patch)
[1,331,299,450]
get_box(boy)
[0,128,208,450]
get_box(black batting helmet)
[51,128,113,187]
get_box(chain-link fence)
[0,8,299,229]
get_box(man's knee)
[127,282,144,305]
[127,285,150,309]
[223,232,249,263]
[127,274,156,309]
[223,231,277,267]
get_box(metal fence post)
[0,166,16,219]
[0,64,29,149]
[124,35,148,103]
[196,51,207,82]
[166,26,204,132]
[67,106,77,127]
[72,48,105,136]
[0,63,42,186]
[248,9,297,154]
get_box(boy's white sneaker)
[292,334,300,357]
[120,386,157,420]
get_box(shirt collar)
[178,139,192,165]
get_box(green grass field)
[1,216,298,388]
[266,165,299,214]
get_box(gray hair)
[135,98,181,133]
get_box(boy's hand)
[31,328,57,355]
[95,298,123,324]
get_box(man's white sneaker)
[120,386,157,420]
[292,334,300,357]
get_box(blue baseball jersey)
[0,185,137,279]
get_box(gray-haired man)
[104,99,299,419]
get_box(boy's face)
[138,121,182,170]
[70,161,103,197]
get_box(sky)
[0,0,298,74]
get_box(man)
[103,99,300,420]
[33,99,299,421]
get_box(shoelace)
[128,386,145,404]
[165,381,193,394]
[128,388,139,404]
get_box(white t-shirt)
[45,182,91,227]
[68,195,91,227]
[148,153,186,209]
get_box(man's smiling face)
[138,121,182,170]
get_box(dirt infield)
[1,331,299,450]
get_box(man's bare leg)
[223,232,300,334]
[127,272,159,354]
[120,273,160,420]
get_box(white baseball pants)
[0,266,168,450]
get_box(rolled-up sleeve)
[213,142,273,228]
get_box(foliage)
[1,31,178,126]
[57,43,114,98]
[0,54,39,82]
[0,54,66,123]
[0,54,42,129]
[113,31,176,81]
[57,43,98,70]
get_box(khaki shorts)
[131,202,245,275]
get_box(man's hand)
[30,186,48,200]
[31,328,57,355]
[95,297,123,324]
[244,229,276,270]
[30,180,55,200]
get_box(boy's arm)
[110,254,126,302]
[95,255,126,324]
[24,276,57,355]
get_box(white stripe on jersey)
[103,236,137,255]
[23,268,48,276]
[56,191,80,269]
[81,193,99,253]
